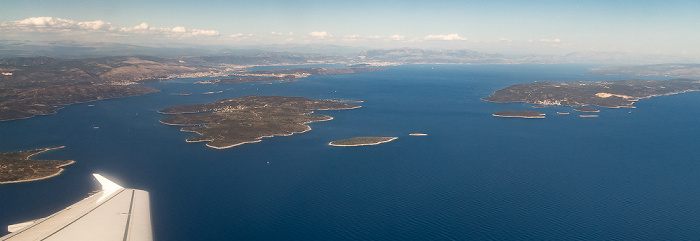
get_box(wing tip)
[92,173,124,192]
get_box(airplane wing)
[1,174,152,241]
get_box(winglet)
[92,174,124,203]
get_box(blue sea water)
[1,64,699,240]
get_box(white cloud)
[424,34,467,41]
[171,26,187,33]
[271,32,293,36]
[228,33,255,40]
[186,29,219,36]
[1,17,219,38]
[342,34,361,41]
[133,22,149,30]
[2,17,116,32]
[540,38,562,43]
[390,34,405,41]
[309,31,329,39]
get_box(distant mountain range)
[2,40,697,65]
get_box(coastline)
[164,115,336,149]
[492,114,545,118]
[0,161,75,184]
[329,137,398,147]
[0,146,74,184]
[158,96,360,149]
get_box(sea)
[1,64,699,240]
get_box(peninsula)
[483,79,700,108]
[329,137,398,146]
[574,107,600,112]
[159,96,360,149]
[194,67,382,84]
[493,111,545,118]
[0,146,74,184]
[0,56,209,121]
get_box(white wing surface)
[1,174,152,241]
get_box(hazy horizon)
[2,0,700,59]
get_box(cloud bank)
[0,17,220,38]
[0,17,582,55]
[309,31,330,39]
[424,34,467,41]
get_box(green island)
[0,146,74,184]
[329,137,398,146]
[492,111,546,118]
[194,67,382,84]
[483,79,700,108]
[159,96,360,149]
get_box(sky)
[1,0,700,56]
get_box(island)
[159,96,360,149]
[492,111,545,118]
[0,146,74,184]
[194,67,382,84]
[329,137,398,146]
[573,107,600,112]
[483,79,700,109]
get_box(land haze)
[588,64,700,79]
